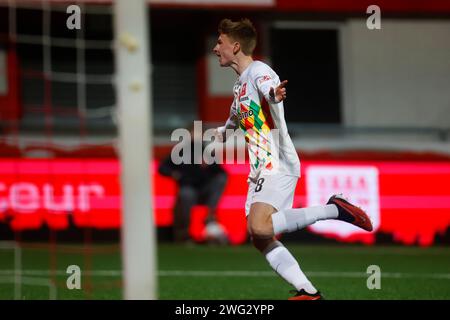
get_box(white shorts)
[245,173,298,216]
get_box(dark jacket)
[158,141,226,188]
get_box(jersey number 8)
[255,178,265,192]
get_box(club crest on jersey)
[238,109,254,120]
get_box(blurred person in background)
[158,125,228,244]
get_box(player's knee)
[248,219,273,240]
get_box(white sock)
[264,242,317,294]
[271,205,338,235]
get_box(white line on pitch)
[0,270,449,279]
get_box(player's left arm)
[254,70,288,104]
[269,80,287,103]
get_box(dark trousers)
[173,173,227,242]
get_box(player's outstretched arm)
[269,80,288,103]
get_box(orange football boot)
[327,194,373,232]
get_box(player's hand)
[269,80,288,103]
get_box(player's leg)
[247,173,372,236]
[248,202,320,297]
[249,199,335,240]
[247,174,339,236]
[271,196,373,235]
[271,204,339,235]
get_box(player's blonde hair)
[218,18,257,56]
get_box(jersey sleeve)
[253,64,281,104]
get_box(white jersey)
[218,60,300,181]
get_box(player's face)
[213,34,236,67]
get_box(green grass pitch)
[0,243,449,300]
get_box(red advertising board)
[0,159,449,246]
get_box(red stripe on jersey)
[240,103,249,112]
[244,118,253,130]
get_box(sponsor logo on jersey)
[239,96,249,102]
[238,109,254,120]
[259,75,271,84]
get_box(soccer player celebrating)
[213,18,373,300]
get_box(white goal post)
[113,0,157,300]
